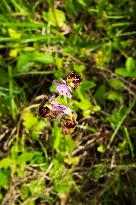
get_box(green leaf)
[23,111,38,129]
[16,52,54,73]
[17,151,39,164]
[55,183,70,194]
[0,169,10,189]
[73,64,86,72]
[97,145,104,153]
[77,0,86,7]
[64,136,76,152]
[16,53,34,73]
[23,111,48,140]
[115,68,129,77]
[55,57,63,69]
[0,157,12,169]
[34,120,47,132]
[126,71,136,77]
[73,99,91,111]
[80,80,96,92]
[125,57,135,73]
[107,91,122,102]
[77,80,96,102]
[73,99,92,116]
[93,165,102,179]
[43,9,66,28]
[0,68,8,85]
[34,53,54,64]
[20,185,30,200]
[8,28,21,39]
[92,105,101,112]
[107,106,127,129]
[53,173,74,194]
[74,80,100,116]
[108,78,124,91]
[115,68,136,77]
[21,180,45,200]
[95,84,106,104]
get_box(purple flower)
[48,94,56,102]
[53,81,72,98]
[51,101,73,115]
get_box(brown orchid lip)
[39,106,57,119]
[63,71,82,90]
[39,106,50,118]
[64,120,76,128]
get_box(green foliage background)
[0,0,136,204]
